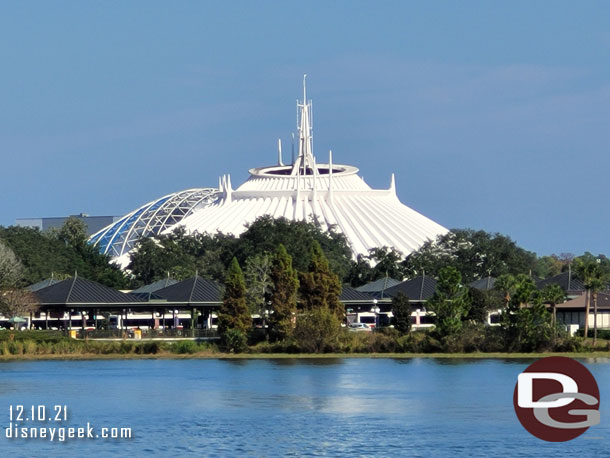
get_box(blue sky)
[1,1,609,257]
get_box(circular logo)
[513,356,600,442]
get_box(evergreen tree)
[298,241,343,318]
[268,244,298,342]
[428,266,470,337]
[218,258,251,350]
[501,275,553,351]
[391,292,412,335]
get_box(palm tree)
[589,274,606,346]
[574,258,608,344]
[541,283,565,331]
[494,274,516,309]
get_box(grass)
[0,330,607,361]
[0,347,608,362]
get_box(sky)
[1,1,609,257]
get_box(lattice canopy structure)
[89,188,219,263]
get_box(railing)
[75,328,219,340]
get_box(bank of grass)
[0,330,607,361]
[0,331,219,358]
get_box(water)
[0,357,608,457]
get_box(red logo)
[513,356,600,441]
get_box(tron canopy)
[91,78,448,268]
[89,188,219,263]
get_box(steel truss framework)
[89,188,219,259]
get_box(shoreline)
[0,351,608,362]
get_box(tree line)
[1,216,608,353]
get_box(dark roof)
[131,278,179,294]
[34,277,144,305]
[556,291,610,310]
[340,285,374,302]
[536,272,585,292]
[355,277,401,293]
[469,276,496,291]
[382,276,437,301]
[27,278,61,292]
[154,276,221,304]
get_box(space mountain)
[90,79,448,268]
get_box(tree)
[298,241,343,318]
[345,254,375,287]
[574,257,608,342]
[541,283,565,328]
[293,306,342,353]
[217,258,251,351]
[501,275,552,351]
[535,255,563,279]
[428,266,470,337]
[267,245,299,342]
[0,288,39,322]
[494,274,517,311]
[244,253,273,317]
[467,287,501,324]
[237,216,353,281]
[391,292,412,335]
[402,229,537,283]
[367,247,405,282]
[0,240,23,288]
[57,216,88,250]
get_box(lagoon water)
[0,358,608,457]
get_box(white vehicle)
[348,322,372,332]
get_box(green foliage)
[403,229,538,283]
[244,253,272,316]
[220,329,248,353]
[466,287,501,323]
[391,292,412,335]
[428,266,470,338]
[0,223,129,289]
[494,273,517,309]
[218,258,252,347]
[267,244,298,342]
[172,340,198,354]
[127,216,353,286]
[298,241,343,317]
[535,255,563,279]
[346,247,406,287]
[541,283,565,326]
[128,227,238,285]
[236,216,353,281]
[293,307,342,353]
[500,275,554,351]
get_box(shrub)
[172,340,198,354]
[293,307,341,353]
[221,329,248,353]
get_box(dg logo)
[513,356,600,441]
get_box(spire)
[328,150,334,202]
[277,139,284,166]
[291,75,316,177]
[389,173,397,198]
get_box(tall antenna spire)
[291,75,316,177]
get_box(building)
[16,213,121,237]
[90,79,448,267]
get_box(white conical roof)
[92,77,448,266]
[167,77,447,257]
[174,165,447,257]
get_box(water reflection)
[267,357,344,367]
[0,358,607,457]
